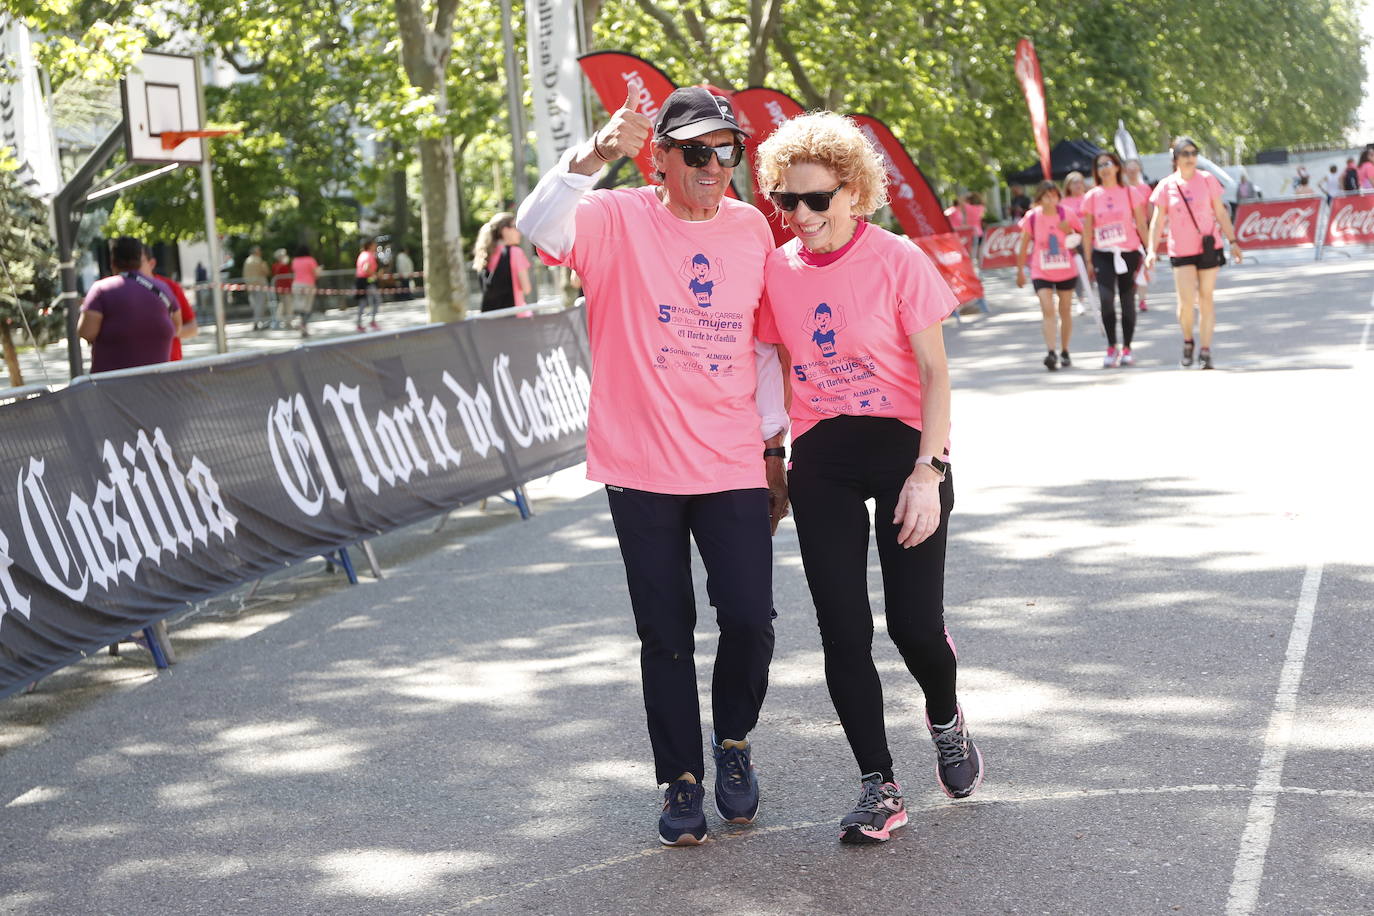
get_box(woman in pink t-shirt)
[1122,158,1155,312]
[289,244,320,338]
[1145,137,1243,369]
[1016,180,1083,370]
[1060,172,1093,311]
[1082,151,1149,367]
[1358,149,1374,190]
[755,112,981,844]
[944,192,987,261]
[472,212,532,313]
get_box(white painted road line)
[1226,562,1325,916]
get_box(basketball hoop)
[160,128,239,151]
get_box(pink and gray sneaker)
[1120,347,1134,367]
[1103,347,1119,368]
[928,704,984,799]
[839,773,908,844]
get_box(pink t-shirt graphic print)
[542,185,774,495]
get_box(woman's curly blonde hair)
[755,112,889,217]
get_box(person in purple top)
[77,236,180,373]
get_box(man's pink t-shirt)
[1150,172,1223,257]
[1359,161,1374,190]
[488,244,531,307]
[542,186,773,494]
[1019,206,1082,281]
[757,225,956,444]
[291,256,318,285]
[356,249,378,278]
[1082,185,1143,250]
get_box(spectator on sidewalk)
[355,237,382,331]
[394,246,415,300]
[1008,183,1031,220]
[140,245,197,360]
[243,245,271,330]
[291,244,320,339]
[77,236,179,372]
[1322,164,1342,200]
[194,261,209,314]
[270,249,293,329]
[473,213,532,313]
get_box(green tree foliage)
[0,155,62,386]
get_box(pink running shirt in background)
[757,225,956,444]
[1150,171,1223,257]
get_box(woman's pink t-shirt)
[944,204,986,237]
[542,186,773,495]
[1061,194,1087,218]
[291,256,318,285]
[1082,185,1143,250]
[1150,171,1223,257]
[1359,161,1374,190]
[1019,206,1082,281]
[488,244,531,306]
[757,225,956,443]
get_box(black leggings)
[788,415,958,780]
[1092,249,1142,348]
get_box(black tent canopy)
[1008,138,1105,184]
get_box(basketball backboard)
[122,51,204,165]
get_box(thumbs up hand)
[593,86,654,163]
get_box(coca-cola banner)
[577,51,678,185]
[851,115,951,238]
[732,87,807,247]
[0,310,592,697]
[913,232,985,305]
[1324,193,1374,247]
[1234,198,1322,250]
[980,222,1022,269]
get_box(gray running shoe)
[839,774,908,844]
[928,704,984,799]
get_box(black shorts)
[1170,254,1218,269]
[1032,278,1077,291]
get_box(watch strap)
[763,447,786,459]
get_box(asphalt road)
[2,249,1371,915]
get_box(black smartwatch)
[763,447,786,459]
[915,455,949,479]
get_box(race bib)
[1038,250,1072,272]
[1095,221,1128,248]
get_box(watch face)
[929,456,949,475]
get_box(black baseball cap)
[655,87,749,141]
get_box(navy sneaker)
[928,704,984,799]
[839,773,908,844]
[712,738,760,824]
[659,779,707,846]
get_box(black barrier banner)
[0,308,592,696]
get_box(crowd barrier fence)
[0,306,592,697]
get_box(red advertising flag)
[851,115,951,238]
[913,232,985,305]
[732,87,807,246]
[577,51,678,185]
[980,222,1022,269]
[1233,198,1322,249]
[1324,193,1374,247]
[1014,39,1052,182]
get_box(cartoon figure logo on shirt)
[680,254,725,307]
[802,302,848,358]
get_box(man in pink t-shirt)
[516,86,788,847]
[355,238,381,331]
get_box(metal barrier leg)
[358,540,383,579]
[514,487,532,520]
[432,511,451,534]
[335,547,359,585]
[152,619,176,666]
[141,626,170,669]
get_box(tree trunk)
[394,0,467,321]
[1,324,24,389]
[392,140,410,244]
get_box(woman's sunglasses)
[1096,159,1116,168]
[665,139,745,169]
[1176,149,1199,158]
[769,183,846,212]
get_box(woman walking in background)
[945,192,986,262]
[270,248,293,329]
[290,244,320,339]
[1016,180,1081,371]
[1123,158,1155,312]
[1145,137,1243,370]
[1060,171,1093,314]
[473,212,532,313]
[755,111,983,845]
[1082,151,1149,367]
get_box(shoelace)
[852,778,891,813]
[668,783,699,818]
[933,727,970,766]
[717,746,750,789]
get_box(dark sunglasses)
[1176,149,1199,158]
[1096,159,1116,167]
[769,183,846,212]
[665,139,745,168]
